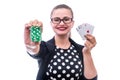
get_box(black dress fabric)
[45,45,83,80]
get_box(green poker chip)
[30,26,42,42]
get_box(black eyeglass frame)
[51,17,73,24]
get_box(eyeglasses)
[51,17,73,24]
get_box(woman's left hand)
[82,34,97,54]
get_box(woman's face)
[51,8,74,36]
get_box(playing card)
[76,23,94,40]
[83,23,94,35]
[76,26,85,40]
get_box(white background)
[0,0,120,80]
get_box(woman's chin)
[56,33,68,36]
[55,30,69,36]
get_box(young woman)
[24,4,97,80]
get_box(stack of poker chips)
[30,26,42,42]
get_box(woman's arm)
[82,34,97,79]
[83,52,97,79]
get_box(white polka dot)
[50,77,53,79]
[73,58,77,61]
[46,72,49,75]
[65,59,69,62]
[49,68,52,72]
[75,65,79,69]
[79,69,82,72]
[71,69,75,73]
[53,70,57,74]
[68,56,72,59]
[66,74,70,77]
[71,52,74,55]
[48,64,50,67]
[81,65,83,68]
[73,50,77,53]
[78,61,81,65]
[64,53,68,56]
[75,73,79,77]
[66,66,70,69]
[70,46,73,49]
[58,66,62,70]
[70,78,74,80]
[50,66,53,69]
[61,78,65,80]
[57,52,60,56]
[53,78,56,80]
[53,62,57,66]
[62,62,65,66]
[67,50,70,53]
[55,49,57,51]
[50,60,53,62]
[53,55,57,59]
[70,62,74,65]
[57,59,61,62]
[60,49,64,53]
[61,56,64,59]
[62,70,66,74]
[77,77,80,79]
[76,55,79,58]
[57,74,61,78]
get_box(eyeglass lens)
[51,17,72,24]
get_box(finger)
[84,40,92,49]
[32,19,40,26]
[24,23,32,44]
[24,24,29,37]
[85,34,93,40]
[24,31,31,45]
[85,34,96,44]
[85,39,96,50]
[25,23,32,31]
[38,21,43,27]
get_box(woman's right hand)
[24,19,43,54]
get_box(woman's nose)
[59,20,65,25]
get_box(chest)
[45,45,83,80]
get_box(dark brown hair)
[50,4,74,18]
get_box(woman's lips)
[57,27,67,31]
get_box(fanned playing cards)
[76,23,94,40]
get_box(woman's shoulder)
[40,37,55,46]
[40,38,56,53]
[69,38,84,48]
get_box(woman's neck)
[55,35,71,49]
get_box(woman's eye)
[54,18,60,21]
[54,19,60,21]
[64,18,69,21]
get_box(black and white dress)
[45,44,83,80]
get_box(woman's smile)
[56,26,68,31]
